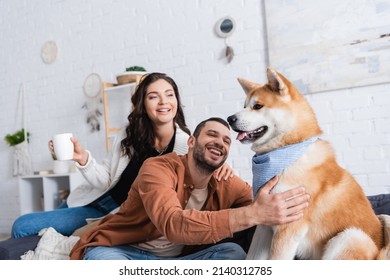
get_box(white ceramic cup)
[52,133,74,161]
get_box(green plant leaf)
[4,128,30,146]
[125,66,146,72]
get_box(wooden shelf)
[102,77,143,151]
[104,82,137,93]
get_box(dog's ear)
[237,78,260,95]
[266,67,285,92]
[267,67,291,101]
[266,67,290,100]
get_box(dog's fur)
[227,67,388,260]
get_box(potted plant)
[116,66,147,85]
[4,128,32,176]
[4,128,30,146]
[125,66,146,72]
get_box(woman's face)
[144,79,178,126]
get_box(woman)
[11,72,233,238]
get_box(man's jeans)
[83,242,246,260]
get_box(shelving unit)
[102,75,143,151]
[18,173,85,214]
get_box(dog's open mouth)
[235,126,268,143]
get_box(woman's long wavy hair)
[120,72,190,162]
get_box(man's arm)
[229,176,310,233]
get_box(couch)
[0,235,40,260]
[1,194,390,260]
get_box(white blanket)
[21,227,80,260]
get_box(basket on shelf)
[116,72,142,85]
[116,66,147,85]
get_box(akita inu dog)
[227,67,389,260]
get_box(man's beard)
[193,142,226,174]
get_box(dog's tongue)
[236,132,249,141]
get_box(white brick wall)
[306,83,390,195]
[0,0,389,233]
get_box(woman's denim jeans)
[11,193,119,238]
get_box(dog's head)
[227,67,322,154]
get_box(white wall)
[0,0,389,233]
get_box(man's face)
[190,121,232,173]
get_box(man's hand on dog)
[253,176,310,226]
[229,176,310,233]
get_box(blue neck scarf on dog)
[251,136,319,196]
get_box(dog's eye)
[253,104,263,110]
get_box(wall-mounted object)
[215,16,236,38]
[82,73,103,132]
[265,0,390,94]
[83,73,102,98]
[7,83,32,176]
[41,41,58,64]
[215,16,236,63]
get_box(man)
[70,117,309,260]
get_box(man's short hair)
[193,117,230,138]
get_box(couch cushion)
[0,235,41,260]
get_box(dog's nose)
[227,115,237,125]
